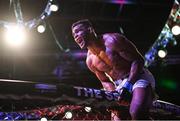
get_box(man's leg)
[129,85,153,120]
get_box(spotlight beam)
[4,24,27,47]
[0,0,62,50]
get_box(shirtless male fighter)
[71,19,156,120]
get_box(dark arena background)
[0,0,179,120]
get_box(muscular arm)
[104,33,144,84]
[128,59,144,84]
[86,52,115,91]
[94,70,115,91]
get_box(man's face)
[72,24,90,49]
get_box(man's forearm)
[128,59,144,84]
[94,71,116,91]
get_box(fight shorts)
[114,68,156,91]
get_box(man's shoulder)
[101,33,126,41]
[101,33,123,46]
[101,32,122,38]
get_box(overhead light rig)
[144,0,179,67]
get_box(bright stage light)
[158,49,167,58]
[50,4,59,12]
[171,25,180,35]
[40,117,47,121]
[64,111,73,119]
[37,25,46,33]
[4,25,26,47]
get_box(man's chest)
[87,47,129,72]
[87,49,117,71]
[87,53,109,72]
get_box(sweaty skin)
[72,22,153,120]
[86,33,144,91]
[72,24,144,88]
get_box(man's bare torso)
[86,34,133,81]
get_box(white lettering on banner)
[104,91,113,100]
[94,89,103,99]
[75,86,83,96]
[113,92,119,101]
[84,88,94,97]
[74,87,120,101]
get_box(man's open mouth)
[79,41,85,48]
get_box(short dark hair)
[71,19,92,29]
